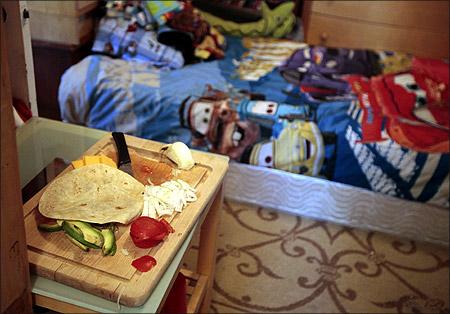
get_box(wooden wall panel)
[303,0,449,59]
[311,1,448,33]
[306,14,449,59]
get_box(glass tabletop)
[16,117,192,312]
[16,117,108,189]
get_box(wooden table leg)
[197,184,223,313]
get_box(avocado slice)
[62,221,104,249]
[101,226,117,256]
[38,221,63,232]
[64,233,89,252]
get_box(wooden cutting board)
[23,134,229,307]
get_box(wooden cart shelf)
[17,123,228,313]
[33,269,209,314]
[181,269,208,314]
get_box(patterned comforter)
[58,37,449,207]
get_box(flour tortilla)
[39,164,144,224]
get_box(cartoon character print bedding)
[180,85,334,178]
[335,57,449,207]
[179,48,449,207]
[58,31,449,208]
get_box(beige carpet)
[184,199,449,313]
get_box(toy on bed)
[164,1,226,61]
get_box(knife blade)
[112,132,134,177]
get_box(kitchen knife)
[112,132,134,177]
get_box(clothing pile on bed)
[58,0,449,208]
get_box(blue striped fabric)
[59,55,228,145]
[330,100,449,207]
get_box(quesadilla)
[39,164,144,224]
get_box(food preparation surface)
[23,134,229,307]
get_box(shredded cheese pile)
[142,179,197,218]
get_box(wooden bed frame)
[224,163,449,247]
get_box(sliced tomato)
[159,218,175,234]
[130,216,169,248]
[133,238,162,249]
[131,255,157,272]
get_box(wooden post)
[197,185,223,313]
[0,9,33,314]
[3,0,38,116]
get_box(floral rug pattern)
[185,200,449,313]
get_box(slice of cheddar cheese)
[83,155,100,166]
[71,159,85,169]
[99,155,117,168]
[71,155,117,169]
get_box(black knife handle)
[112,132,131,166]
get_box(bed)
[58,29,449,245]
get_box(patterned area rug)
[184,199,449,313]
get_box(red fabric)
[344,75,387,143]
[411,57,449,128]
[372,72,449,153]
[344,61,449,153]
[160,272,187,314]
[412,57,449,92]
[13,98,32,122]
[300,85,338,96]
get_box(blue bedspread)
[58,36,449,207]
[59,36,301,144]
[60,54,226,144]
